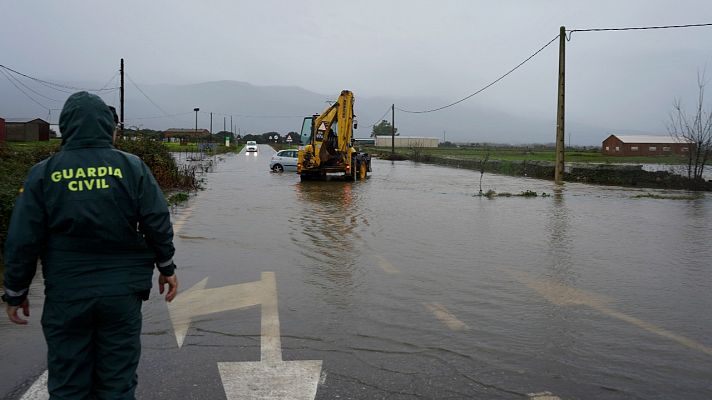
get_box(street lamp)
[194,108,200,132]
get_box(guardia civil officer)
[2,91,178,400]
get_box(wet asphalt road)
[1,144,711,399]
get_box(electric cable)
[567,22,712,40]
[2,67,63,103]
[0,64,119,92]
[100,70,120,91]
[367,106,393,128]
[396,35,559,114]
[126,73,173,117]
[0,67,50,111]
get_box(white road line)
[502,267,712,356]
[172,205,194,235]
[19,371,48,400]
[528,391,562,399]
[424,302,468,331]
[374,255,400,274]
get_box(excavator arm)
[298,90,369,180]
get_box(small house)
[374,136,439,148]
[0,117,6,144]
[602,134,694,156]
[6,118,50,142]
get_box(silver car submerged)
[269,150,298,172]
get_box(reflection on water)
[546,187,575,285]
[291,181,368,308]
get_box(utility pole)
[120,58,124,135]
[555,26,566,185]
[223,117,226,132]
[210,112,213,134]
[231,115,233,134]
[194,108,199,132]
[391,103,395,156]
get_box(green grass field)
[373,146,688,165]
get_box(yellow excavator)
[297,90,371,181]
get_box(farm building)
[5,118,50,142]
[602,134,694,156]
[0,117,5,144]
[374,136,439,148]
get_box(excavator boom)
[297,90,370,181]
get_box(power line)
[368,106,393,128]
[100,70,120,91]
[397,35,559,114]
[0,67,50,111]
[567,22,712,39]
[125,73,174,117]
[0,64,119,92]
[1,67,63,103]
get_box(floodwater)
[1,145,711,399]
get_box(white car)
[269,150,298,172]
[246,141,258,152]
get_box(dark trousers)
[41,294,142,400]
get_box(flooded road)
[2,144,711,399]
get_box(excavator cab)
[299,116,314,146]
[297,90,370,180]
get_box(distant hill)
[0,78,612,145]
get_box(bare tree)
[478,147,491,196]
[668,73,712,188]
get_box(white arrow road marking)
[374,255,400,274]
[19,371,48,400]
[167,275,264,348]
[170,272,323,399]
[218,360,323,400]
[172,206,194,235]
[502,267,712,356]
[528,391,561,399]
[424,302,468,331]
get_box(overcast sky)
[3,0,712,139]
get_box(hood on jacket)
[59,91,115,149]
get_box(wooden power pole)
[391,104,395,156]
[120,58,124,135]
[555,26,566,185]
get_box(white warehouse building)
[374,136,439,148]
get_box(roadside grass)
[1,138,203,272]
[371,146,687,165]
[269,143,300,152]
[631,192,703,200]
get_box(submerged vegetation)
[115,138,201,191]
[477,189,549,198]
[631,192,703,200]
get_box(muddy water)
[2,145,710,399]
[150,146,711,399]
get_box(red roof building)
[0,117,6,144]
[602,134,695,156]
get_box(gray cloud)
[2,0,712,144]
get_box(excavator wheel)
[359,162,368,180]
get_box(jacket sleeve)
[3,166,47,302]
[136,161,175,271]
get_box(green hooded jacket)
[3,92,175,302]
